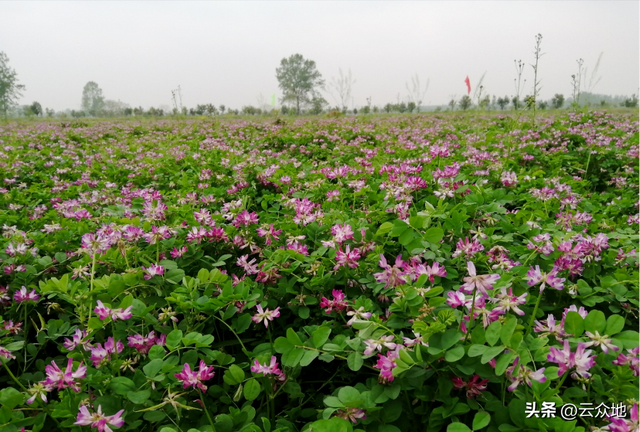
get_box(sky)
[1,1,638,111]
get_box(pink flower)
[174,361,215,392]
[233,210,259,228]
[547,340,596,378]
[94,301,133,321]
[374,255,408,289]
[334,246,361,270]
[320,289,349,314]
[74,405,125,432]
[526,265,565,292]
[237,255,259,275]
[505,357,546,391]
[374,347,401,384]
[89,337,124,367]
[491,286,528,316]
[44,358,87,392]
[142,263,164,280]
[534,314,567,341]
[0,346,16,360]
[13,286,40,303]
[127,331,166,354]
[583,331,619,354]
[608,403,639,432]
[256,224,281,246]
[335,407,366,423]
[452,374,489,398]
[252,305,280,328]
[331,224,354,244]
[364,335,397,356]
[452,237,484,259]
[459,262,500,298]
[64,328,92,351]
[612,347,640,376]
[251,356,285,380]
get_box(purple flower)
[505,357,546,391]
[459,262,500,297]
[334,245,361,270]
[13,286,40,303]
[44,358,86,392]
[252,305,280,328]
[526,265,565,292]
[89,337,124,367]
[63,328,92,351]
[547,340,596,378]
[320,289,349,314]
[142,263,164,280]
[74,405,125,432]
[94,301,133,321]
[374,255,408,289]
[374,347,401,384]
[612,347,640,376]
[174,360,215,391]
[251,356,285,381]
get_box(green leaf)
[0,387,25,410]
[148,345,165,360]
[445,346,465,362]
[441,330,463,351]
[229,364,245,384]
[485,321,502,346]
[299,349,319,367]
[312,326,332,348]
[347,352,363,371]
[447,422,472,432]
[605,315,625,336]
[143,359,164,377]
[127,390,150,404]
[468,344,488,357]
[376,222,394,236]
[615,331,640,349]
[243,378,261,401]
[424,226,444,243]
[584,310,606,334]
[398,229,415,246]
[286,328,303,345]
[500,316,517,347]
[472,411,491,430]
[3,341,24,351]
[564,312,584,337]
[481,346,504,364]
[274,337,294,354]
[166,329,183,350]
[338,386,361,405]
[389,220,409,237]
[495,351,518,376]
[109,377,136,395]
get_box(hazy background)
[2,1,638,111]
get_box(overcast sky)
[2,1,638,111]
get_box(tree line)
[1,50,637,119]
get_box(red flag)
[464,76,471,95]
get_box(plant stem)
[527,289,544,335]
[87,254,97,324]
[2,360,28,391]
[199,389,217,432]
[463,287,478,343]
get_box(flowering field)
[0,111,638,432]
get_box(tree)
[497,96,509,110]
[328,69,355,112]
[309,96,327,115]
[459,95,472,111]
[276,54,325,115]
[406,74,429,112]
[0,52,25,119]
[81,82,105,116]
[551,94,565,109]
[24,101,42,117]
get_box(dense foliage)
[0,111,638,432]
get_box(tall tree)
[276,54,324,115]
[81,81,105,116]
[0,52,25,119]
[328,68,355,113]
[406,74,429,112]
